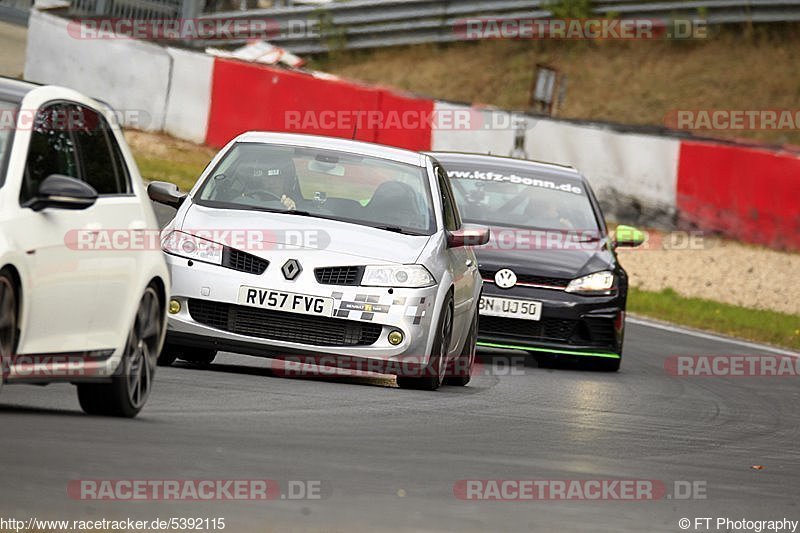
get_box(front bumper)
[477,282,625,358]
[165,255,440,369]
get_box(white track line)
[627,315,800,357]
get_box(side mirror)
[23,174,97,212]
[613,225,646,247]
[147,181,186,209]
[447,224,490,248]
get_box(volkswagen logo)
[281,259,302,280]
[494,268,517,289]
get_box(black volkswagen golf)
[433,152,644,371]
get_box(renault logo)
[282,259,302,280]
[494,268,517,289]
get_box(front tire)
[396,294,453,391]
[179,348,217,367]
[77,287,162,418]
[444,308,477,386]
[0,270,18,396]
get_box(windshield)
[196,142,435,235]
[0,99,17,185]
[446,164,601,232]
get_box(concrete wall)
[431,102,522,157]
[164,47,214,143]
[24,9,171,131]
[525,119,680,227]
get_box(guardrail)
[192,0,800,53]
[69,0,202,18]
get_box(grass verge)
[629,288,800,351]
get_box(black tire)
[396,294,453,391]
[179,348,217,368]
[77,286,162,418]
[156,342,180,367]
[0,270,18,395]
[444,307,477,386]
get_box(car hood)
[179,202,431,265]
[475,229,616,280]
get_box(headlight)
[565,271,616,295]
[162,230,223,265]
[361,265,435,288]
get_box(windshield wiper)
[373,225,418,235]
[283,210,316,217]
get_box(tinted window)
[436,165,460,231]
[0,99,16,187]
[70,104,128,195]
[21,104,79,203]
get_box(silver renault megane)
[148,132,489,390]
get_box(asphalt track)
[0,205,798,532]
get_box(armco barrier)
[677,141,800,250]
[206,58,433,150]
[24,9,171,131]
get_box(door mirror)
[148,181,186,209]
[613,225,646,247]
[447,224,490,248]
[23,174,98,212]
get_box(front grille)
[479,315,618,347]
[315,266,362,286]
[479,316,578,343]
[188,299,382,346]
[223,247,269,275]
[480,269,569,288]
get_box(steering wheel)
[243,190,283,202]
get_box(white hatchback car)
[150,132,489,390]
[0,78,169,417]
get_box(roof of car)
[428,151,586,183]
[0,76,40,104]
[235,131,426,167]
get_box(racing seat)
[365,181,421,227]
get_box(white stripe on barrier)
[525,119,680,211]
[164,47,214,144]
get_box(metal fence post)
[181,0,205,19]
